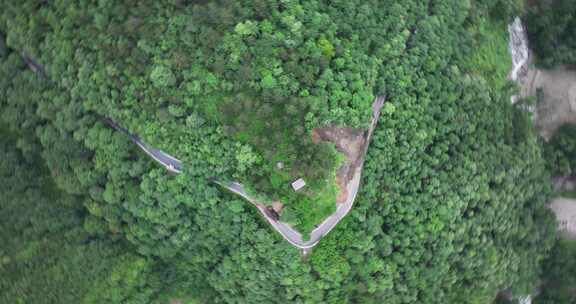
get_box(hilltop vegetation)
[0,0,559,303]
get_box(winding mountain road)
[104,118,183,173]
[20,50,386,250]
[107,96,384,250]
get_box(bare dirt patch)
[549,197,576,240]
[272,201,283,213]
[520,66,576,139]
[312,126,367,204]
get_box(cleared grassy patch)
[465,19,512,90]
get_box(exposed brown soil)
[312,126,367,204]
[519,66,576,140]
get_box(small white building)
[291,178,306,191]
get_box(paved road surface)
[104,118,183,173]
[105,95,385,250]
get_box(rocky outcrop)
[508,17,530,83]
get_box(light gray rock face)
[508,17,530,83]
[508,17,532,105]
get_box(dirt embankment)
[312,126,366,204]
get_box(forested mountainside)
[0,128,164,303]
[0,0,560,303]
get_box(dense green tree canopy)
[0,0,558,303]
[534,239,576,304]
[525,0,576,67]
[543,124,576,177]
[0,127,165,303]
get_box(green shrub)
[525,0,576,67]
[150,65,176,88]
[543,124,576,176]
[534,240,576,304]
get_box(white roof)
[291,178,306,191]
